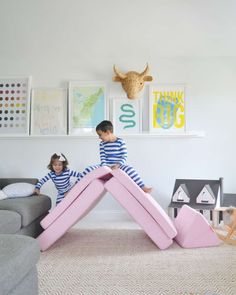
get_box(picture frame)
[30,88,67,135]
[0,76,31,136]
[149,84,186,133]
[112,97,142,134]
[68,81,107,135]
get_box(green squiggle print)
[119,104,136,129]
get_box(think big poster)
[149,85,185,133]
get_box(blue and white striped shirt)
[99,138,127,166]
[35,169,82,194]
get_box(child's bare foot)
[142,186,152,193]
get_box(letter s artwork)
[119,104,136,129]
[113,99,141,134]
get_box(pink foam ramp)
[37,179,106,251]
[174,205,221,248]
[111,169,177,239]
[105,177,173,250]
[41,166,112,229]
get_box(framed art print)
[31,88,67,135]
[112,97,142,134]
[0,77,31,135]
[69,81,107,135]
[149,84,186,133]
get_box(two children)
[35,121,152,205]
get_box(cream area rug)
[37,229,236,295]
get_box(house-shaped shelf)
[196,184,216,205]
[168,178,223,219]
[172,184,190,203]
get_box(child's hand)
[34,188,40,195]
[111,164,120,170]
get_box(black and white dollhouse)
[168,178,223,224]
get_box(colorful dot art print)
[0,77,30,135]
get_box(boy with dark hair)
[96,120,113,133]
[96,120,152,193]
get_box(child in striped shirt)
[34,153,82,205]
[95,120,152,193]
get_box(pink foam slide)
[174,205,221,248]
[37,179,106,251]
[111,169,176,239]
[37,167,176,251]
[104,177,174,249]
[37,168,220,251]
[40,166,112,229]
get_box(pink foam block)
[174,205,221,248]
[112,169,177,239]
[37,179,106,251]
[40,166,112,229]
[105,177,173,250]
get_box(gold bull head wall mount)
[113,64,153,99]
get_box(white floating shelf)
[0,131,205,139]
[117,131,205,138]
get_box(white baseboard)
[80,210,133,222]
[72,210,140,229]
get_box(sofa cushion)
[0,195,51,227]
[0,190,8,200]
[0,178,38,190]
[0,210,21,234]
[0,234,40,295]
[2,182,35,198]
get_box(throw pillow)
[2,183,35,198]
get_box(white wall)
[1,0,236,215]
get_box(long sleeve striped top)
[35,169,82,194]
[99,138,127,166]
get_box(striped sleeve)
[118,139,127,165]
[99,142,107,166]
[69,170,83,180]
[35,173,52,189]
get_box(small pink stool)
[174,205,221,248]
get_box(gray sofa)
[0,178,51,295]
[0,234,40,295]
[0,178,51,237]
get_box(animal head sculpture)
[113,64,153,99]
